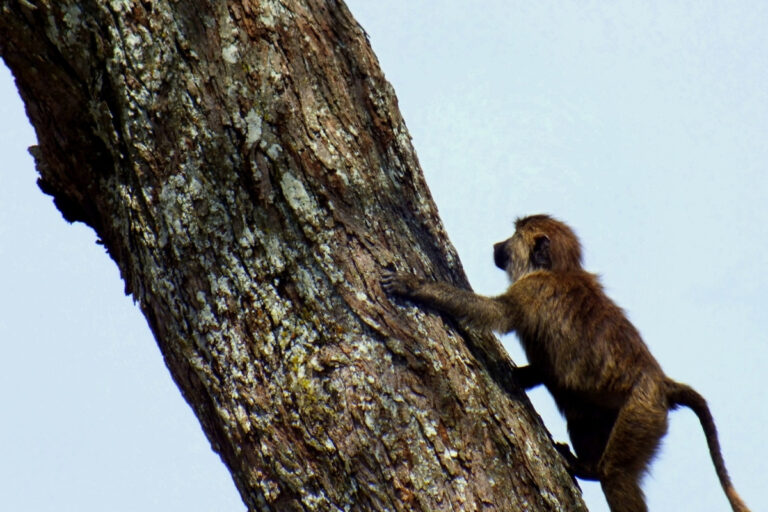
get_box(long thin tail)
[666,380,750,512]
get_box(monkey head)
[494,214,583,282]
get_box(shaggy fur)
[382,214,748,512]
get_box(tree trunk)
[0,1,585,510]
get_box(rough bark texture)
[1,1,586,510]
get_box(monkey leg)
[555,442,599,481]
[598,378,668,512]
[601,473,647,512]
[560,404,618,481]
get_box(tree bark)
[1,1,586,510]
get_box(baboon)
[382,214,748,512]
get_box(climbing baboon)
[382,214,748,512]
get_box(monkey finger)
[380,271,414,296]
[380,270,403,294]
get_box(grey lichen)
[280,172,321,230]
[244,108,263,148]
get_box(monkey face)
[494,234,534,283]
[493,240,510,270]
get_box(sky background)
[1,1,766,511]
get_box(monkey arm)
[381,271,510,332]
[412,281,509,331]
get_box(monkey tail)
[666,380,750,512]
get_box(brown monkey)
[382,214,748,512]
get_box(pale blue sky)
[1,2,766,511]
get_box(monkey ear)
[532,235,552,269]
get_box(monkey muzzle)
[494,242,509,270]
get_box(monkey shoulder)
[510,269,603,303]
[508,270,642,375]
[503,270,601,340]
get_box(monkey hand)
[381,270,422,297]
[554,442,578,468]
